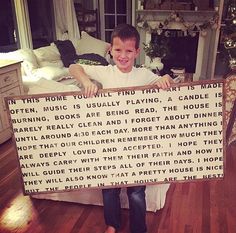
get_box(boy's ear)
[135,48,140,57]
[109,45,113,57]
[108,44,112,52]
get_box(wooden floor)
[0,139,236,233]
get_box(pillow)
[36,60,64,68]
[54,40,78,67]
[33,45,63,68]
[21,49,39,73]
[74,53,109,66]
[31,66,69,81]
[76,31,110,57]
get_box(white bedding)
[26,77,80,94]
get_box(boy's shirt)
[80,64,161,89]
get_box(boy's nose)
[120,51,127,58]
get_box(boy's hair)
[111,24,140,49]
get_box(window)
[100,0,132,42]
[0,0,18,52]
[27,0,55,49]
[0,0,56,51]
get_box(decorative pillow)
[76,31,110,57]
[33,45,63,68]
[74,53,109,66]
[31,66,69,81]
[37,60,64,68]
[54,40,79,67]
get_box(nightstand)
[0,60,24,144]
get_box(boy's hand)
[69,64,98,97]
[154,74,174,90]
[83,79,98,97]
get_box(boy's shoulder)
[133,66,154,74]
[80,63,113,70]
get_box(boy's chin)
[117,66,132,73]
[117,63,133,71]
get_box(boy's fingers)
[91,85,98,96]
[169,77,175,83]
[84,84,98,97]
[157,80,167,89]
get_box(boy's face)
[110,37,140,73]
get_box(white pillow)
[34,45,63,68]
[20,49,39,74]
[38,60,64,68]
[76,31,110,57]
[31,66,69,81]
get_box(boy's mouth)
[118,59,128,65]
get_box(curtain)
[53,0,80,43]
[14,0,33,49]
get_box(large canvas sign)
[6,81,224,195]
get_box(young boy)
[69,24,172,233]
